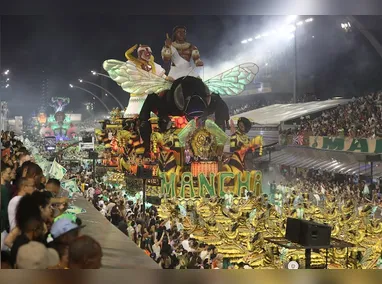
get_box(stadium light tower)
[1,69,11,89]
[240,16,314,103]
[341,22,352,32]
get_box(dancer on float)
[125,44,167,79]
[161,26,203,80]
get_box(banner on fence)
[309,136,382,154]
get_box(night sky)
[2,15,382,118]
[1,15,262,117]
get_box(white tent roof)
[231,99,350,125]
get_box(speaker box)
[88,151,98,159]
[285,218,301,244]
[146,196,161,205]
[82,137,93,143]
[136,166,153,179]
[285,218,332,248]
[299,220,331,248]
[366,155,382,162]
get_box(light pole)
[78,78,124,109]
[91,70,111,79]
[69,84,111,112]
[293,21,298,103]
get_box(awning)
[231,99,350,125]
[258,147,382,178]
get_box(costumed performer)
[161,26,203,80]
[123,44,169,118]
[274,188,283,215]
[229,117,252,152]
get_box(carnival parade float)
[95,26,382,269]
[36,97,79,140]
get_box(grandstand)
[230,98,350,145]
[238,98,382,180]
[231,99,350,126]
[256,145,382,179]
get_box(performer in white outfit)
[161,26,203,80]
[123,44,168,117]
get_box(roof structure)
[257,146,382,178]
[231,99,350,125]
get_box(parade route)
[73,197,158,269]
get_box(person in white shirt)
[106,200,116,214]
[86,186,95,201]
[127,221,135,240]
[165,218,172,231]
[175,218,184,232]
[363,183,370,198]
[181,233,192,252]
[98,197,105,208]
[99,204,107,216]
[8,177,35,231]
[199,243,209,260]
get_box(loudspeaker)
[299,220,331,248]
[366,155,382,162]
[285,218,301,244]
[88,151,98,159]
[285,218,332,248]
[82,136,93,143]
[146,196,161,205]
[136,166,153,179]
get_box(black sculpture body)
[138,76,230,152]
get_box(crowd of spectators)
[269,167,382,208]
[1,130,102,269]
[85,184,226,269]
[298,92,382,138]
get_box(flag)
[292,135,304,145]
[61,179,80,193]
[65,205,86,215]
[49,159,67,180]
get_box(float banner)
[159,170,262,198]
[309,136,382,154]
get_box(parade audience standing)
[84,182,226,269]
[1,132,102,269]
[298,92,382,138]
[1,162,13,249]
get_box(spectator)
[1,162,13,250]
[15,241,59,269]
[297,92,382,138]
[48,218,84,269]
[10,216,46,267]
[68,235,102,269]
[8,177,36,231]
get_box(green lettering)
[322,137,344,151]
[348,138,368,153]
[160,173,176,197]
[180,172,195,198]
[236,171,251,197]
[218,172,234,197]
[198,173,216,197]
[374,139,382,154]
